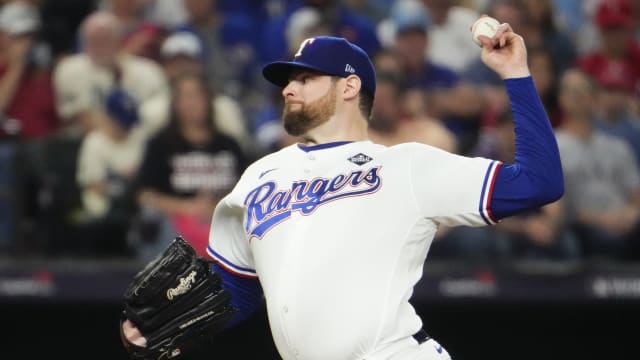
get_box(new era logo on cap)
[262,36,376,94]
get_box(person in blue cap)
[123,23,564,359]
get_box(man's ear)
[343,75,362,100]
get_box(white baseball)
[471,16,500,47]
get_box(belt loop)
[412,329,430,344]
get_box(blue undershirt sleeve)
[212,262,264,329]
[490,76,564,220]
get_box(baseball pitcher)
[121,20,563,360]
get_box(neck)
[181,123,212,144]
[302,110,369,145]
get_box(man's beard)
[282,84,337,136]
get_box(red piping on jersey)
[485,162,502,223]
[214,260,259,279]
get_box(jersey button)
[282,306,288,314]
[308,154,315,160]
[303,168,310,174]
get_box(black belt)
[412,329,430,344]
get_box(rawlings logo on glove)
[167,271,197,300]
[120,237,236,360]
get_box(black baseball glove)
[120,236,236,360]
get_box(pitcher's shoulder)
[384,142,450,156]
[236,144,299,181]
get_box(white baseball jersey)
[208,140,500,360]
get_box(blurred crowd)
[0,0,638,263]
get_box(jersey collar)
[297,141,353,152]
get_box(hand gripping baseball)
[474,17,530,80]
[120,237,236,360]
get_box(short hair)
[329,75,374,122]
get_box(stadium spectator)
[591,60,640,166]
[53,11,167,137]
[527,46,562,127]
[575,0,640,164]
[520,0,577,76]
[302,0,383,55]
[139,31,252,155]
[420,0,481,73]
[144,0,188,30]
[342,0,387,23]
[387,0,484,154]
[99,0,166,61]
[176,0,258,99]
[576,0,640,100]
[0,1,59,141]
[74,81,144,255]
[259,0,382,64]
[555,68,640,260]
[368,67,457,153]
[133,73,247,260]
[0,1,61,254]
[75,84,141,213]
[551,0,594,54]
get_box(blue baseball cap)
[105,87,139,129]
[262,36,376,94]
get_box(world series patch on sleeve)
[120,237,236,360]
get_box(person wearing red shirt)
[0,1,59,140]
[576,0,640,97]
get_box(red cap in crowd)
[595,0,634,28]
[595,60,637,91]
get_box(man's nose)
[282,81,298,98]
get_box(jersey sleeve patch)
[479,161,502,225]
[207,245,259,279]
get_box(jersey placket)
[274,150,320,359]
[302,150,317,174]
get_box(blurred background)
[0,0,639,358]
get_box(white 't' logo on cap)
[294,37,315,58]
